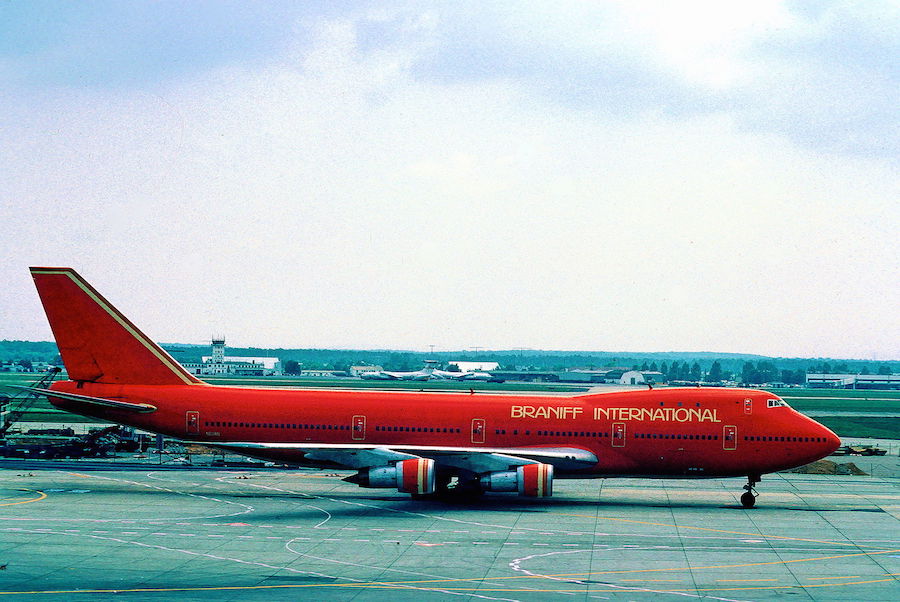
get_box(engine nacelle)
[479,463,554,497]
[350,458,436,495]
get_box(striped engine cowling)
[517,463,554,497]
[479,462,554,497]
[396,458,436,495]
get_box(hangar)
[806,372,900,389]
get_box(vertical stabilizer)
[30,267,200,385]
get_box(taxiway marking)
[0,489,46,507]
[557,513,888,549]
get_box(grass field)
[812,416,900,439]
[3,372,898,438]
[770,388,900,398]
[764,387,900,414]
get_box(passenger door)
[352,415,366,441]
[471,418,486,444]
[186,411,199,435]
[612,422,626,448]
[723,425,737,451]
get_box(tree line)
[1,340,896,384]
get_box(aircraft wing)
[207,442,597,473]
[359,372,398,380]
[385,371,431,381]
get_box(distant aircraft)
[21,267,840,507]
[359,365,435,381]
[430,368,496,382]
[359,363,499,383]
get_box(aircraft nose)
[825,429,841,453]
[817,423,841,456]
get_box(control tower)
[211,337,226,364]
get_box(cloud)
[732,0,900,158]
[3,2,895,160]
[1,3,897,358]
[0,1,318,87]
[365,1,899,160]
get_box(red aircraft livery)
[25,267,840,507]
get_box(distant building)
[806,373,900,390]
[566,368,662,384]
[300,370,346,377]
[448,361,500,372]
[182,338,281,376]
[490,371,560,383]
[559,371,602,383]
[641,371,665,383]
[497,368,665,385]
[619,370,646,385]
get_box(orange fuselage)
[49,381,838,478]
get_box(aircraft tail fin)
[30,267,200,385]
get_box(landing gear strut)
[741,475,760,508]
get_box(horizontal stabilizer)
[9,386,157,413]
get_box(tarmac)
[1,460,898,601]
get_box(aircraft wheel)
[740,491,756,509]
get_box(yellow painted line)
[5,579,900,596]
[695,578,900,591]
[716,579,778,582]
[0,490,46,507]
[3,577,900,596]
[543,548,900,580]
[266,548,900,587]
[0,491,894,597]
[557,513,878,549]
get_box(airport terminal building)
[806,372,900,389]
[182,338,281,377]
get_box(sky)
[1,1,898,360]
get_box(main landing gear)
[741,475,760,509]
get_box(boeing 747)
[21,267,840,507]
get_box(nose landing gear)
[741,475,760,508]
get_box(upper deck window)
[767,398,789,408]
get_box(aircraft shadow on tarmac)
[15,472,870,514]
[235,491,849,514]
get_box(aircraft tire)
[740,491,756,509]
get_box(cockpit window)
[767,398,789,408]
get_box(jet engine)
[479,463,554,497]
[346,458,436,495]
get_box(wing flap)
[205,442,597,472]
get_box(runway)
[1,464,898,600]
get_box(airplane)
[359,361,496,383]
[430,367,496,382]
[20,267,840,508]
[359,365,434,381]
